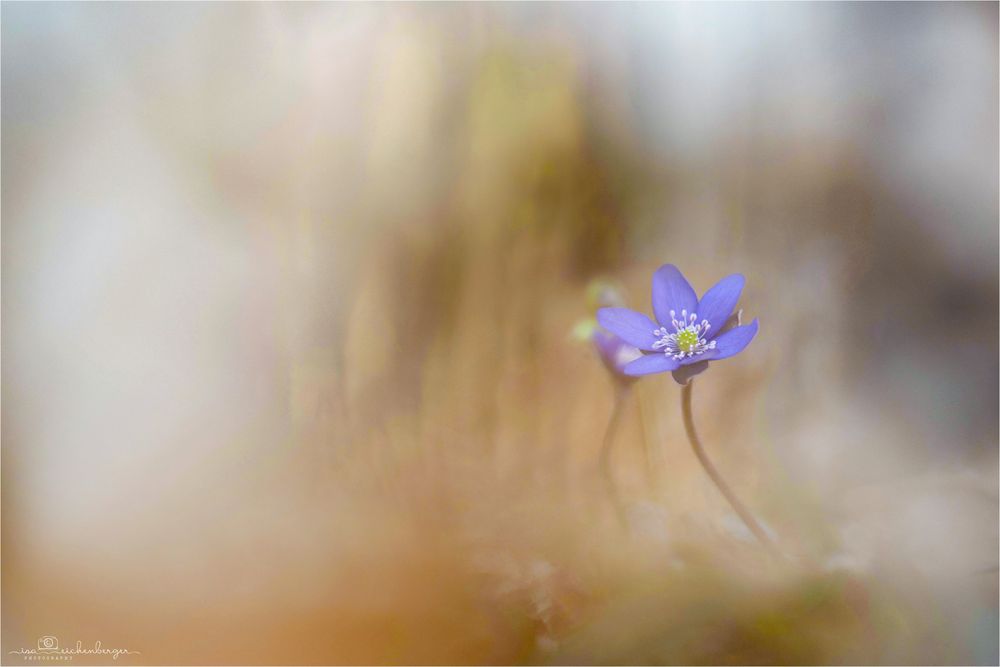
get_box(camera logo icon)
[37,636,59,652]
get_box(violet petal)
[623,353,680,376]
[712,318,759,360]
[596,307,659,351]
[651,264,698,326]
[697,274,745,339]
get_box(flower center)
[651,309,717,360]
[675,328,699,352]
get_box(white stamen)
[651,310,716,361]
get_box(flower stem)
[680,380,781,558]
[600,384,630,529]
[635,389,657,493]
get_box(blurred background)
[3,3,997,664]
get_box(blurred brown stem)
[600,384,630,529]
[635,388,657,492]
[680,380,781,559]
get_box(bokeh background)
[3,2,997,665]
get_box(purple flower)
[580,279,643,382]
[596,264,759,384]
[592,328,643,381]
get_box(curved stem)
[681,380,781,558]
[600,384,630,528]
